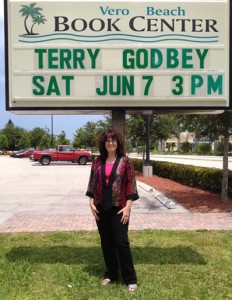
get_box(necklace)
[106,156,116,163]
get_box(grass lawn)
[0,230,231,300]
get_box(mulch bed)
[136,174,232,213]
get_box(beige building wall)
[165,132,195,151]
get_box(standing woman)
[86,129,139,292]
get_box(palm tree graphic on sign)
[19,3,47,35]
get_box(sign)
[4,0,231,112]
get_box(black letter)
[54,16,69,31]
[205,19,218,32]
[129,16,145,32]
[107,19,121,31]
[89,18,105,31]
[72,19,87,32]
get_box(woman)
[86,129,139,292]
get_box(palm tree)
[19,3,44,35]
[31,15,47,35]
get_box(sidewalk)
[0,211,232,232]
[0,180,231,232]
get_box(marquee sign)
[4,0,231,112]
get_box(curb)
[137,181,176,209]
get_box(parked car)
[4,150,12,155]
[18,149,36,158]
[0,150,12,155]
[11,149,35,158]
[10,149,28,157]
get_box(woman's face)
[105,137,118,154]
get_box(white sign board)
[4,0,231,112]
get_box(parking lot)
[1,155,232,232]
[0,155,181,215]
[0,155,93,213]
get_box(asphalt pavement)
[0,155,231,232]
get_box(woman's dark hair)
[98,128,125,160]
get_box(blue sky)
[0,3,104,141]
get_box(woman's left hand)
[118,205,131,225]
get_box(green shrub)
[216,142,232,154]
[166,142,175,152]
[132,158,231,195]
[131,158,143,172]
[180,141,192,153]
[198,143,211,154]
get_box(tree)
[56,131,70,145]
[73,121,99,149]
[126,114,180,152]
[38,134,50,150]
[0,134,8,150]
[126,115,146,151]
[95,117,112,133]
[18,134,31,149]
[28,127,48,148]
[31,14,47,34]
[166,142,176,152]
[19,3,45,35]
[153,114,182,144]
[181,112,232,202]
[1,120,26,150]
[1,120,15,149]
[213,112,232,202]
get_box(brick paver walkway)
[0,212,231,232]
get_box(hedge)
[131,158,232,195]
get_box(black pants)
[96,206,137,285]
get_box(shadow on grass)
[6,245,206,266]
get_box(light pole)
[51,115,54,147]
[143,112,153,177]
[145,114,150,166]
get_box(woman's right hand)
[90,198,100,221]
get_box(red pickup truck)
[33,145,92,165]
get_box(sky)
[0,2,104,141]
